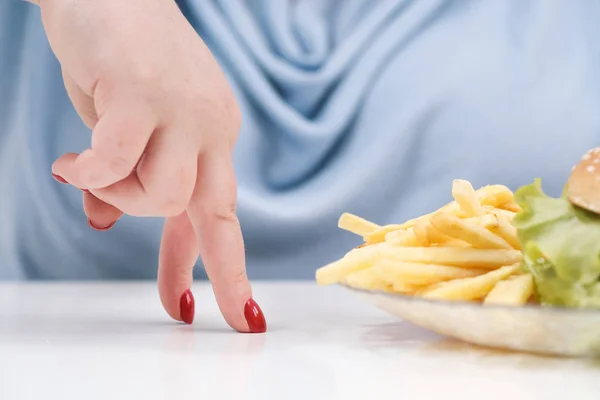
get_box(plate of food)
[316,148,600,357]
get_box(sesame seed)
[583,153,592,160]
[594,159,600,164]
[591,205,599,212]
[587,165,596,173]
[572,166,576,171]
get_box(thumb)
[158,213,199,324]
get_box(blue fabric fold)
[1,0,600,279]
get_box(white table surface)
[0,282,598,400]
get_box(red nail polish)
[52,173,67,184]
[87,218,116,231]
[180,289,195,324]
[244,298,267,333]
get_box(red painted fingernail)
[87,218,116,231]
[244,298,267,333]
[180,289,195,324]
[52,173,67,184]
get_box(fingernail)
[179,289,195,324]
[81,189,90,194]
[52,173,67,184]
[244,298,267,333]
[87,218,115,231]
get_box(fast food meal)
[315,147,600,309]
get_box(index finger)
[186,153,266,333]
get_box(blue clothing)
[1,0,599,280]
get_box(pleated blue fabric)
[1,0,599,279]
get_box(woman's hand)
[32,0,266,332]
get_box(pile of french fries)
[316,180,535,305]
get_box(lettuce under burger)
[513,178,600,308]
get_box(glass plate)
[339,283,600,357]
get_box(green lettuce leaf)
[513,179,600,308]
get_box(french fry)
[385,229,420,246]
[425,222,453,244]
[437,239,472,248]
[397,204,466,230]
[398,184,512,229]
[452,179,486,217]
[430,212,512,249]
[476,185,514,207]
[413,219,431,246]
[343,268,390,291]
[374,259,487,286]
[338,213,380,236]
[381,246,522,269]
[317,179,537,309]
[484,206,516,220]
[397,214,431,230]
[391,281,428,294]
[498,202,522,213]
[483,273,534,305]
[489,214,521,250]
[364,224,404,244]
[316,244,384,285]
[422,264,520,301]
[368,264,424,294]
[404,218,453,245]
[463,214,499,229]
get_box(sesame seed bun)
[567,147,600,214]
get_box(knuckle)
[190,88,241,144]
[92,123,149,181]
[210,202,239,224]
[107,155,136,180]
[119,59,162,93]
[153,189,190,217]
[114,123,150,151]
[198,201,239,224]
[159,197,188,217]
[132,64,160,86]
[228,269,248,288]
[147,169,195,217]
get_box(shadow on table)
[358,321,600,369]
